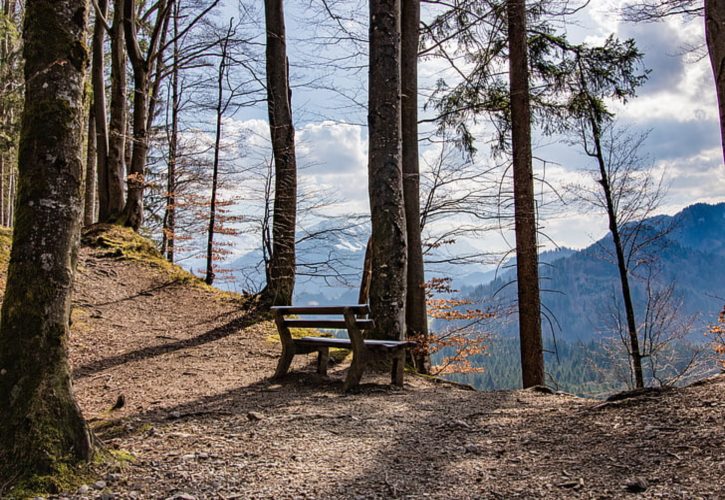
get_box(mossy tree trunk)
[507,0,545,388]
[0,0,93,482]
[262,0,297,306]
[368,0,408,341]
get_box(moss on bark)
[0,0,93,490]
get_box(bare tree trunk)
[0,0,93,480]
[401,0,429,371]
[92,0,111,221]
[84,105,97,226]
[262,0,297,306]
[706,0,725,165]
[163,1,180,263]
[121,0,170,231]
[507,0,544,388]
[106,0,128,220]
[368,0,407,341]
[586,111,645,388]
[206,27,231,286]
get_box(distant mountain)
[221,218,369,302]
[466,202,725,342]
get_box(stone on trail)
[625,477,649,493]
[247,411,264,421]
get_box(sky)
[215,0,725,269]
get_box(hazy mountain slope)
[468,202,725,341]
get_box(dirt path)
[18,242,725,498]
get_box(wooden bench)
[271,304,416,390]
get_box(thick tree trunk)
[262,0,297,306]
[401,0,429,371]
[368,0,407,341]
[84,106,97,226]
[92,0,111,221]
[106,0,128,220]
[0,0,93,480]
[507,0,545,388]
[706,0,725,165]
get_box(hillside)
[468,203,725,343]
[1,226,723,498]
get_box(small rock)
[100,493,116,500]
[625,477,649,493]
[77,484,90,494]
[464,443,484,455]
[181,453,196,461]
[111,394,125,410]
[93,480,107,490]
[172,494,196,500]
[247,411,264,421]
[196,452,209,459]
[451,419,471,429]
[105,472,122,483]
[169,411,182,420]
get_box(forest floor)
[2,227,724,499]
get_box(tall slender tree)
[0,0,93,481]
[90,0,111,222]
[368,0,408,341]
[401,0,429,371]
[121,0,171,230]
[507,0,544,387]
[107,0,128,219]
[262,0,297,306]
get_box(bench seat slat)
[285,319,374,330]
[296,336,415,350]
[272,304,370,315]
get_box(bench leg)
[343,349,367,391]
[391,350,405,386]
[317,347,329,375]
[273,343,295,380]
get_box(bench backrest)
[271,305,374,345]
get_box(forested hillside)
[468,203,725,343]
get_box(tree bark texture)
[263,0,297,306]
[84,106,97,226]
[401,0,429,371]
[706,0,725,165]
[368,0,407,341]
[0,0,93,480]
[106,0,128,220]
[121,0,169,231]
[507,0,545,388]
[92,0,111,221]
